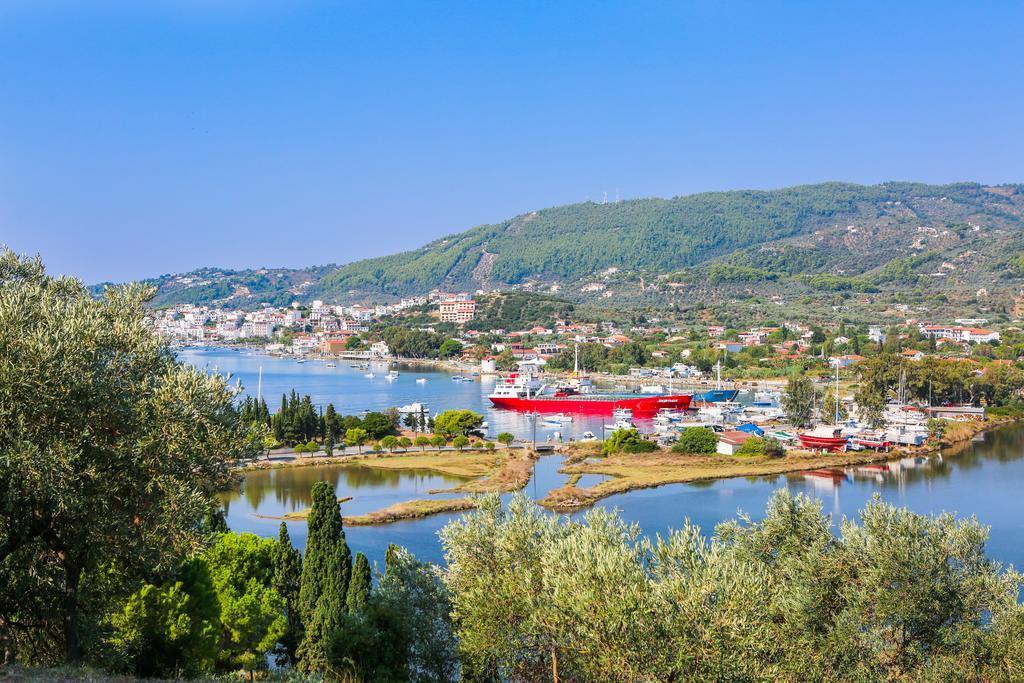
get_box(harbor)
[193,348,1024,573]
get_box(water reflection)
[205,345,1024,573]
[220,464,470,519]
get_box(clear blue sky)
[2,1,1023,283]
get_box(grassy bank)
[342,498,479,525]
[537,449,905,512]
[453,448,538,493]
[256,449,534,524]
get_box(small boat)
[296,359,307,364]
[385,374,398,382]
[364,372,375,379]
[326,362,337,368]
[451,375,464,381]
[415,377,428,384]
[398,402,429,414]
[604,418,635,431]
[581,431,598,442]
[388,370,400,377]
[797,426,849,452]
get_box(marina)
[190,349,1024,574]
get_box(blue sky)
[2,1,1023,283]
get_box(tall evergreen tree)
[347,553,372,613]
[297,482,352,671]
[272,522,303,667]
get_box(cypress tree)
[346,552,371,613]
[297,481,352,671]
[272,522,303,667]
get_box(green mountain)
[101,182,1024,313]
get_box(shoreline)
[237,415,1022,525]
[245,448,537,524]
[537,414,1023,512]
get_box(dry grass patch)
[343,498,478,525]
[456,448,539,493]
[350,451,504,479]
[539,449,906,511]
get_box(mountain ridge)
[93,181,1024,312]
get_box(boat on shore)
[797,426,849,452]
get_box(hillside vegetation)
[104,182,1024,312]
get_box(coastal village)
[149,287,1024,477]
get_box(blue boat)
[694,388,740,403]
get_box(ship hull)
[797,434,849,452]
[489,394,692,416]
[693,389,740,403]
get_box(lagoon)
[184,349,1024,572]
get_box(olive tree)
[0,251,253,664]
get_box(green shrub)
[762,436,784,457]
[602,429,658,455]
[734,436,766,457]
[671,427,718,454]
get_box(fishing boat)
[488,352,691,416]
[693,361,739,403]
[798,360,849,452]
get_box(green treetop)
[297,481,352,671]
[347,552,373,613]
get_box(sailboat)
[798,359,849,452]
[694,360,739,403]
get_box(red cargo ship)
[487,365,691,416]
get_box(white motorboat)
[415,377,428,383]
[364,372,375,379]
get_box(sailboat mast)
[834,360,840,424]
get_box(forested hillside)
[103,182,1024,312]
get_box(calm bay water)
[183,349,1024,571]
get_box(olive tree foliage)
[440,494,666,682]
[378,546,459,683]
[440,491,1024,682]
[0,250,255,664]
